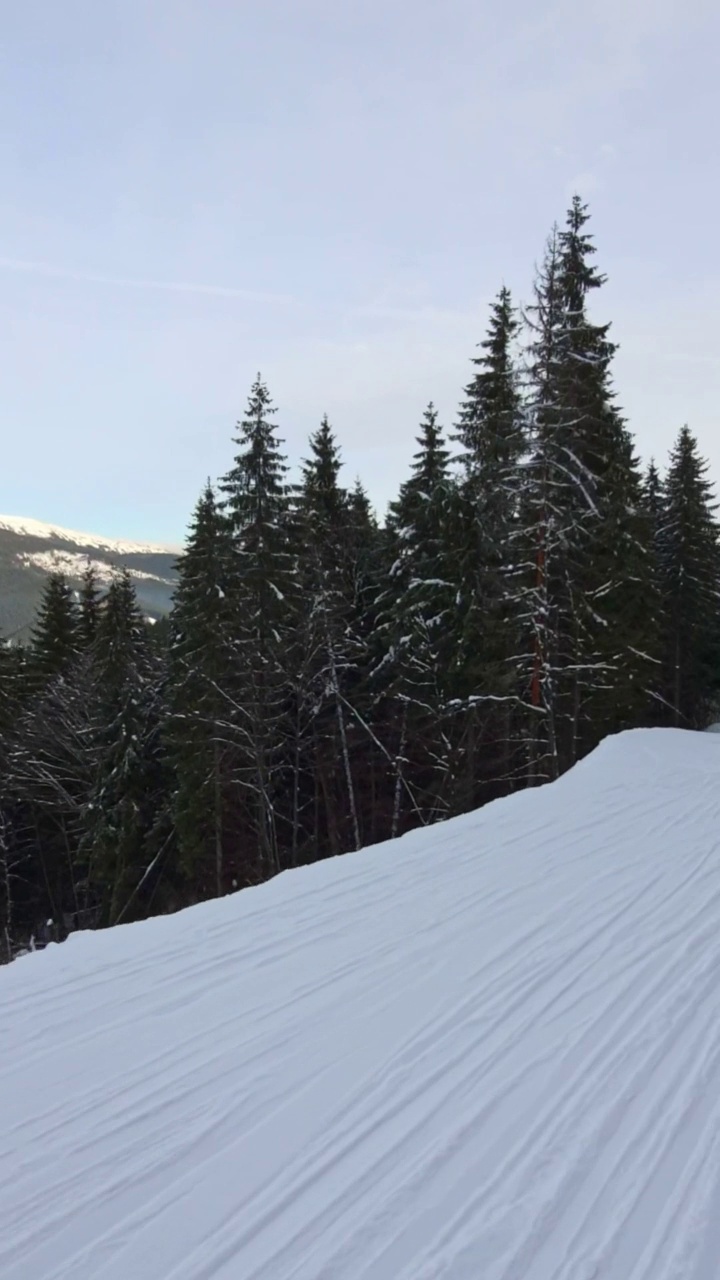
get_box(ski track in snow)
[1,728,720,1279]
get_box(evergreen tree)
[0,638,21,743]
[345,480,383,637]
[341,479,397,848]
[219,376,296,880]
[0,806,12,962]
[457,287,523,478]
[81,571,167,926]
[92,570,149,697]
[346,479,376,536]
[642,459,665,546]
[520,199,652,777]
[530,204,615,773]
[167,483,234,897]
[587,427,661,737]
[7,651,98,939]
[381,403,455,828]
[451,289,526,804]
[5,578,89,941]
[295,417,365,857]
[657,426,720,725]
[78,562,102,649]
[30,573,79,682]
[517,229,563,778]
[302,415,346,530]
[638,460,668,724]
[0,640,23,955]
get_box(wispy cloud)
[0,257,297,306]
[0,254,490,333]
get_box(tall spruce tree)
[452,289,526,804]
[219,376,296,880]
[657,426,720,725]
[637,459,669,723]
[0,640,23,955]
[8,649,98,940]
[341,479,396,848]
[295,417,366,856]
[556,199,658,749]
[78,562,102,649]
[589,428,661,736]
[381,403,455,828]
[31,573,79,682]
[81,571,167,926]
[167,483,234,898]
[642,460,665,545]
[520,199,653,778]
[0,639,20,743]
[517,229,564,778]
[5,577,89,940]
[345,480,383,640]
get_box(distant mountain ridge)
[0,514,179,640]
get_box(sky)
[1,0,719,545]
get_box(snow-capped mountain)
[0,514,179,639]
[0,514,179,557]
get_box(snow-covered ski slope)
[3,728,720,1280]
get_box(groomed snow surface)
[2,728,720,1279]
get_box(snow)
[0,514,178,556]
[2,727,720,1279]
[16,549,173,584]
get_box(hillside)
[1,728,720,1279]
[0,515,178,638]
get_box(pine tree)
[31,573,79,682]
[345,480,383,640]
[0,806,12,961]
[587,427,661,737]
[642,459,665,546]
[451,289,526,804]
[5,578,91,941]
[78,562,102,649]
[341,479,396,848]
[517,229,563,778]
[638,460,668,725]
[295,417,365,857]
[81,571,167,926]
[219,376,296,880]
[7,650,98,939]
[302,416,345,529]
[457,287,523,479]
[0,638,21,742]
[539,200,616,770]
[380,403,455,828]
[0,640,23,956]
[520,199,652,777]
[167,482,234,898]
[657,426,720,725]
[92,571,149,697]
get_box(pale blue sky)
[1,0,718,543]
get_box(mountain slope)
[1,728,720,1279]
[0,514,178,638]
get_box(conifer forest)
[2,198,719,958]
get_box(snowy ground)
[2,728,720,1279]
